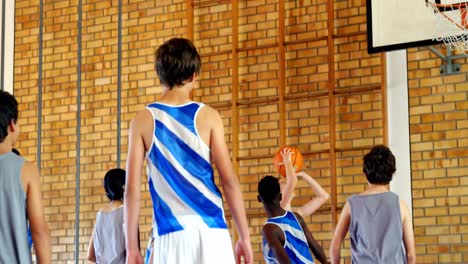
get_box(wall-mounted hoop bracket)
[427,44,467,75]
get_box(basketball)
[273,146,303,177]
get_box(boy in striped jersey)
[258,175,328,264]
[124,38,253,264]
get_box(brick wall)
[12,0,466,263]
[408,46,468,263]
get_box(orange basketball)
[274,146,303,177]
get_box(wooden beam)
[187,0,194,100]
[279,0,286,147]
[334,85,381,95]
[193,0,229,7]
[237,43,278,52]
[186,0,194,40]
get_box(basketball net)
[426,0,468,53]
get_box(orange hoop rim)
[431,2,468,11]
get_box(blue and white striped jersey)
[145,101,227,237]
[263,211,314,264]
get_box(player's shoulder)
[198,103,218,115]
[135,108,153,120]
[399,199,410,216]
[130,108,154,128]
[21,159,37,172]
[293,211,306,225]
[262,222,281,234]
[197,103,222,123]
[20,159,40,183]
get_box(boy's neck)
[263,203,286,218]
[160,83,193,104]
[365,183,390,193]
[0,140,13,155]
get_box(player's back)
[348,192,407,264]
[93,207,126,264]
[0,152,32,263]
[263,211,315,264]
[145,101,228,237]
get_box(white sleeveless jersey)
[145,101,228,237]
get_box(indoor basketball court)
[0,0,467,263]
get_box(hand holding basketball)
[274,146,303,177]
[280,148,293,165]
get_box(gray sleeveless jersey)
[348,192,407,264]
[93,206,126,264]
[0,152,32,263]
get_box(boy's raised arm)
[209,109,253,264]
[296,171,329,217]
[280,149,297,210]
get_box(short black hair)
[258,175,281,204]
[0,91,19,143]
[363,145,396,185]
[154,38,201,89]
[104,168,126,201]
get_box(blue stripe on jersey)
[149,146,227,229]
[154,119,222,197]
[285,246,311,264]
[148,102,199,135]
[148,178,184,236]
[285,230,314,261]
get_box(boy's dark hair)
[154,38,201,89]
[0,91,19,143]
[258,175,281,204]
[363,145,396,184]
[104,168,126,201]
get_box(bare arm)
[23,161,51,264]
[210,109,253,264]
[295,213,328,264]
[262,224,291,264]
[87,226,96,262]
[400,200,416,264]
[124,110,149,264]
[280,148,297,210]
[330,202,351,264]
[295,171,329,217]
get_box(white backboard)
[0,0,15,93]
[367,0,466,53]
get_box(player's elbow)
[317,192,330,206]
[321,192,330,202]
[31,223,50,242]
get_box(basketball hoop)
[426,0,468,53]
